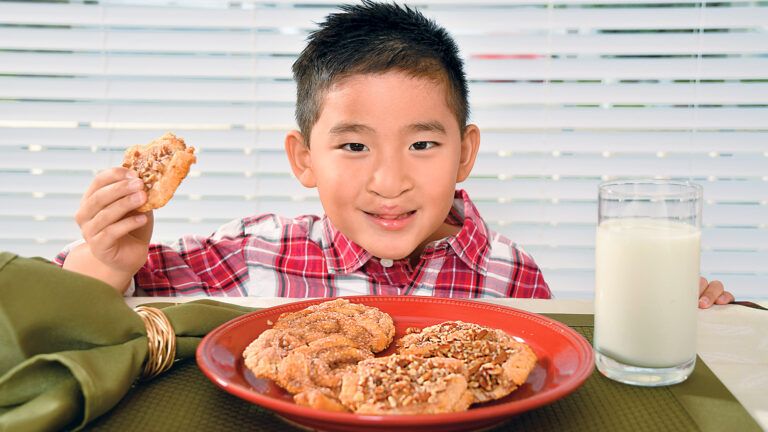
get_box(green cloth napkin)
[0,252,253,432]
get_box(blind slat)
[4,52,767,80]
[0,78,294,103]
[468,58,768,81]
[2,102,766,130]
[0,52,292,78]
[4,77,767,105]
[3,28,766,56]
[3,3,766,31]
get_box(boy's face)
[286,71,479,261]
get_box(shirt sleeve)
[134,218,249,296]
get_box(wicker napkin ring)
[134,306,177,380]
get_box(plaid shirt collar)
[321,189,490,275]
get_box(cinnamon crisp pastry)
[278,334,372,411]
[397,321,537,403]
[243,299,395,411]
[272,298,395,353]
[339,354,473,415]
[121,132,196,212]
[243,328,311,382]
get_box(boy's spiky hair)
[292,1,469,144]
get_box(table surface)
[125,297,768,430]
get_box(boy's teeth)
[376,211,412,220]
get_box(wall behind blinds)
[0,0,766,299]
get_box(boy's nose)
[368,154,413,199]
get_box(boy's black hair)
[292,0,469,144]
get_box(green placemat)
[83,314,762,432]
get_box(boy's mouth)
[365,210,416,220]
[364,210,417,230]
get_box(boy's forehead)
[316,71,459,128]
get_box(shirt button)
[380,258,394,268]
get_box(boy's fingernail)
[126,170,137,179]
[699,297,710,308]
[135,214,146,223]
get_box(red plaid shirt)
[56,190,550,298]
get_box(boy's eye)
[341,143,369,152]
[410,141,437,151]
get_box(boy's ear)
[284,130,317,188]
[456,124,480,182]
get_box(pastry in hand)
[339,354,473,414]
[397,321,537,403]
[121,132,196,212]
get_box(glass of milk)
[594,179,702,386]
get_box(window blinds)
[1,0,766,299]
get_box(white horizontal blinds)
[0,1,766,299]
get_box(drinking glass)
[594,179,702,386]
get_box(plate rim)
[196,296,594,426]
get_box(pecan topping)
[352,355,466,409]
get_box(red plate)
[196,296,594,432]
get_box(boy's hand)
[74,167,154,275]
[698,276,734,309]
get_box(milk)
[594,218,700,368]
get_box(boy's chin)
[364,246,413,262]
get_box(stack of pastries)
[242,299,537,414]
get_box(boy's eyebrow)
[329,122,375,135]
[406,121,447,135]
[328,121,447,135]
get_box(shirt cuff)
[124,277,136,297]
[54,239,86,265]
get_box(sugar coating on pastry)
[276,334,373,396]
[121,132,196,212]
[273,298,395,353]
[243,328,311,382]
[397,321,537,403]
[242,299,394,412]
[293,388,349,412]
[339,354,473,415]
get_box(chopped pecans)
[357,355,461,408]
[123,146,174,191]
[399,321,523,396]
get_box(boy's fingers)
[90,214,149,251]
[715,291,735,305]
[698,279,725,309]
[77,178,145,226]
[81,190,146,239]
[698,276,708,296]
[83,167,137,200]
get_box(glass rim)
[599,179,703,200]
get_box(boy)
[58,1,731,307]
